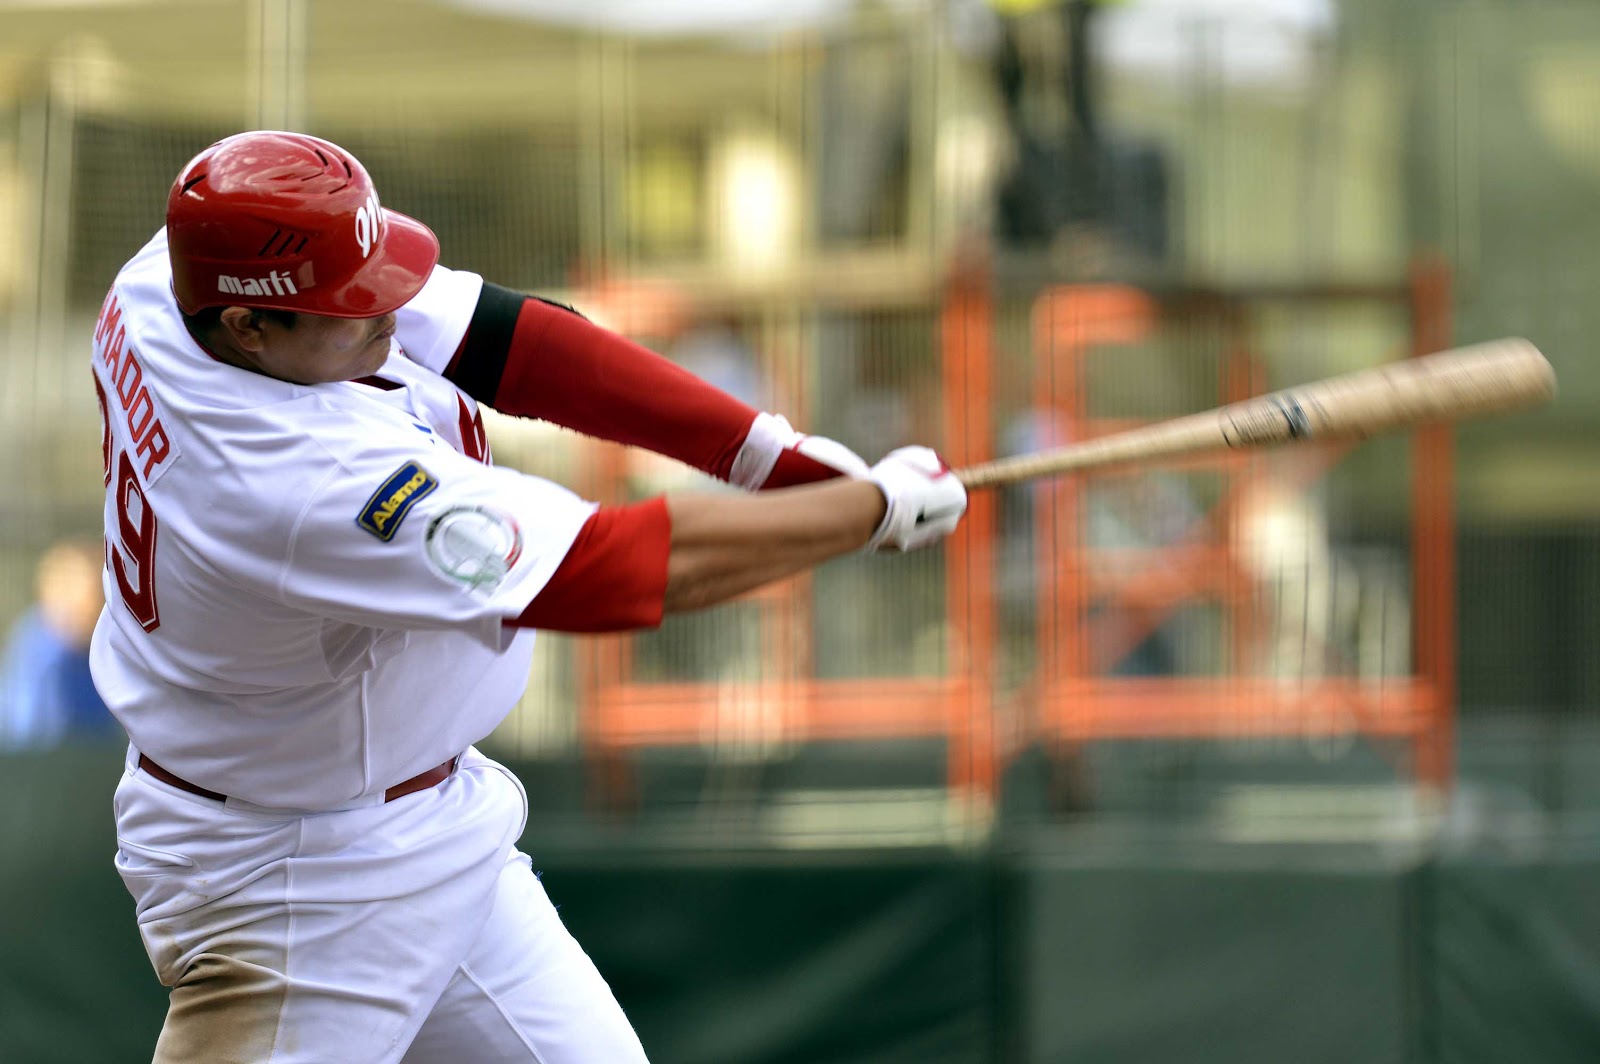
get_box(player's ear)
[218,306,270,352]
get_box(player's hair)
[181,305,299,335]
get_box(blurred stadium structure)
[4,1,1600,1062]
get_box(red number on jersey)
[111,451,161,632]
[98,379,162,633]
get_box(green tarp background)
[4,750,1600,1063]
[1009,854,1412,1063]
[1431,858,1600,1064]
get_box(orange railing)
[1025,266,1456,791]
[574,260,1456,800]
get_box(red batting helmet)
[166,131,439,318]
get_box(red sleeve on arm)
[493,298,761,481]
[510,497,671,633]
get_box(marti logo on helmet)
[354,190,383,259]
[217,270,298,297]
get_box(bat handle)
[955,459,1048,490]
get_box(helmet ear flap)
[166,131,438,319]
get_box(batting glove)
[865,446,968,552]
[730,412,871,491]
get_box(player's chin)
[317,352,384,384]
[357,339,392,374]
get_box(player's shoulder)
[104,230,177,339]
[146,390,447,562]
[391,261,486,374]
[294,391,438,463]
[114,226,170,274]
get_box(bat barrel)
[955,338,1554,490]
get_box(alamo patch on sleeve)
[357,461,438,541]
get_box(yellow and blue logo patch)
[357,461,438,541]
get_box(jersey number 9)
[96,378,161,632]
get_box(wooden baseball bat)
[955,338,1555,489]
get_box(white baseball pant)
[113,746,649,1063]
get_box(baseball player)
[93,130,966,1063]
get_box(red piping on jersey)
[510,497,670,633]
[455,395,490,463]
[352,375,404,391]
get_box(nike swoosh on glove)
[728,412,870,490]
[865,446,968,552]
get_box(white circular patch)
[425,506,523,592]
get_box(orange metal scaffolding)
[576,259,1457,800]
[1025,264,1456,791]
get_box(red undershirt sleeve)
[509,497,671,633]
[445,284,762,481]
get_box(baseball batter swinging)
[93,131,965,1063]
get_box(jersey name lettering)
[217,270,298,297]
[94,292,177,483]
[93,289,173,632]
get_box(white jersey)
[90,230,596,810]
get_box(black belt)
[136,754,458,805]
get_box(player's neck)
[184,319,257,375]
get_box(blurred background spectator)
[1,538,117,750]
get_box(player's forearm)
[661,480,886,614]
[512,449,959,633]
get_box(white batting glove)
[729,412,870,490]
[865,446,968,552]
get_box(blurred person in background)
[668,312,766,410]
[0,538,119,750]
